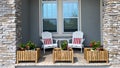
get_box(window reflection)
[43,3,57,18]
[43,19,57,32]
[64,18,77,32]
[63,2,78,17]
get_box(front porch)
[15,0,106,66]
[0,0,120,68]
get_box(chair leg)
[44,48,45,54]
[81,48,82,53]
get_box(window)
[63,0,78,32]
[41,0,80,34]
[42,0,57,32]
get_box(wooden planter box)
[53,48,74,63]
[84,48,108,63]
[16,48,40,64]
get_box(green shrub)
[26,41,36,50]
[19,41,36,50]
[89,40,101,50]
[61,40,68,50]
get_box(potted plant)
[26,41,36,50]
[61,40,68,50]
[89,40,101,50]
[19,41,36,50]
[19,44,25,51]
[17,41,40,63]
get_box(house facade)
[0,0,120,68]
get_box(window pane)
[63,0,78,32]
[64,18,77,32]
[43,19,57,32]
[63,2,78,17]
[43,3,57,18]
[42,1,57,32]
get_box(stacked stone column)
[0,0,22,68]
[102,0,120,64]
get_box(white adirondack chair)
[41,32,57,54]
[68,31,85,53]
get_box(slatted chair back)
[72,31,84,44]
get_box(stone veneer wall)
[0,0,120,68]
[0,0,22,68]
[102,0,120,64]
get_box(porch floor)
[16,49,110,66]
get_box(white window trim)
[100,0,103,44]
[78,0,81,31]
[39,0,81,37]
[61,0,81,34]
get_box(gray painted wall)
[21,0,42,47]
[21,0,30,43]
[29,0,41,47]
[21,0,100,46]
[81,0,100,46]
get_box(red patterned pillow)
[73,38,81,44]
[44,38,52,44]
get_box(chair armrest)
[41,39,44,43]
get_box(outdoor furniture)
[16,48,40,64]
[68,31,85,53]
[41,32,57,54]
[53,48,74,63]
[84,48,108,63]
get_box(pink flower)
[89,43,93,47]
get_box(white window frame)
[39,0,81,37]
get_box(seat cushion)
[73,38,81,44]
[44,38,52,44]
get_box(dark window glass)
[43,19,57,32]
[64,18,77,32]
